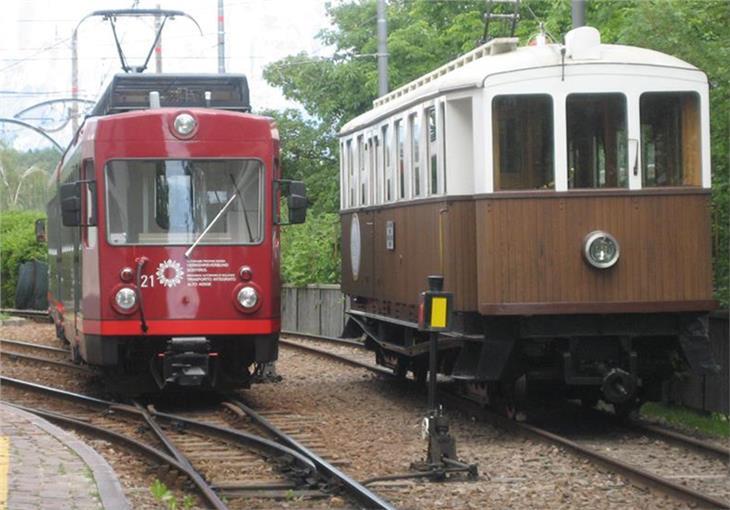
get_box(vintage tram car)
[45,74,306,391]
[339,27,717,411]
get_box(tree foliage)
[0,210,46,307]
[270,0,728,299]
[0,144,58,212]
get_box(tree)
[0,144,58,212]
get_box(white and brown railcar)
[338,27,716,408]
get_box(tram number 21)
[140,274,156,288]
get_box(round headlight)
[173,113,197,136]
[237,286,259,308]
[584,231,620,269]
[115,287,137,310]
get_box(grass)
[640,402,730,439]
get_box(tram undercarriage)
[75,333,278,394]
[345,311,716,415]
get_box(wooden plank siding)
[342,190,713,317]
[341,198,477,313]
[476,190,714,314]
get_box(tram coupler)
[162,337,211,387]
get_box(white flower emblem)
[156,259,184,288]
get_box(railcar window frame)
[383,123,393,202]
[639,91,701,188]
[427,106,439,196]
[566,92,629,190]
[395,119,406,200]
[104,158,265,246]
[409,112,422,198]
[492,93,555,191]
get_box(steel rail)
[0,308,51,321]
[224,398,397,510]
[0,350,91,373]
[2,401,222,509]
[281,331,367,348]
[279,338,391,375]
[628,420,730,461]
[131,402,227,510]
[0,376,326,507]
[144,406,319,476]
[0,338,69,354]
[281,335,729,509]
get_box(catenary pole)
[218,0,225,73]
[572,0,586,28]
[376,0,388,96]
[155,5,162,72]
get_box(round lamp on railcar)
[114,287,138,312]
[173,112,197,137]
[237,286,259,309]
[583,231,620,269]
[120,267,134,282]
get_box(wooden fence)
[281,284,348,338]
[280,285,728,414]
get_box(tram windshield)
[105,159,263,245]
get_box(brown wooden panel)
[341,198,477,311]
[476,191,714,314]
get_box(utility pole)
[217,0,225,73]
[376,0,389,96]
[155,5,163,73]
[71,28,79,132]
[572,0,586,28]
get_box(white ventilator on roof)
[565,26,601,60]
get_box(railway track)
[0,375,395,510]
[0,308,50,322]
[0,337,90,373]
[280,335,730,508]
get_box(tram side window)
[396,120,405,199]
[492,94,554,190]
[358,135,367,205]
[427,107,438,195]
[640,92,700,187]
[383,124,393,201]
[347,140,355,207]
[567,93,628,189]
[410,113,421,197]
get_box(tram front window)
[105,159,263,245]
[567,93,628,189]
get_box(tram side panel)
[474,192,714,313]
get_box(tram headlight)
[173,113,197,137]
[236,286,259,309]
[114,287,137,311]
[583,231,620,269]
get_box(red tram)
[45,74,306,392]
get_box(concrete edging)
[0,403,130,510]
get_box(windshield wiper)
[184,173,254,259]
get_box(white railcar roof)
[340,28,703,135]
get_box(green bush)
[280,212,340,285]
[0,210,47,307]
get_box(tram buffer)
[414,275,477,480]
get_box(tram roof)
[90,73,251,116]
[340,27,703,135]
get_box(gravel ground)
[1,322,709,509]
[245,342,684,509]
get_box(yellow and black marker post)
[418,275,453,411]
[413,276,477,479]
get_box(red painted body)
[47,107,282,388]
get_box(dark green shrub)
[0,210,47,307]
